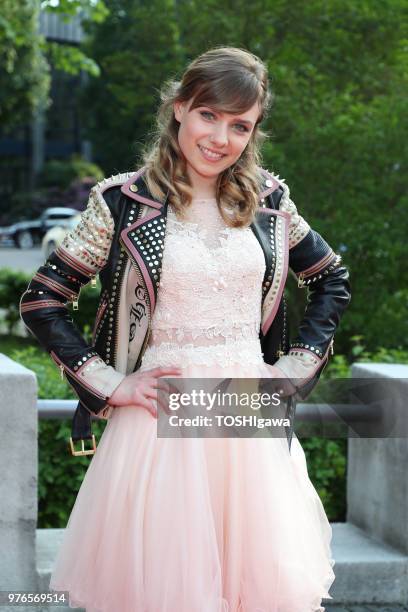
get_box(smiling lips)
[198,145,226,161]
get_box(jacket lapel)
[251,208,290,336]
[119,169,167,315]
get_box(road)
[0,246,46,274]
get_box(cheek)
[179,120,199,148]
[231,136,250,156]
[177,124,191,157]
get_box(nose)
[209,122,228,148]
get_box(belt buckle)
[69,434,97,456]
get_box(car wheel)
[45,240,57,259]
[16,230,34,249]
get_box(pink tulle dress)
[49,197,335,611]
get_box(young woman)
[20,46,351,611]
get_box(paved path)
[0,246,45,274]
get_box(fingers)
[147,366,183,378]
[135,395,157,417]
[133,385,168,418]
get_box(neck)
[186,164,218,200]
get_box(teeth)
[200,145,224,159]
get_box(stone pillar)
[347,362,408,554]
[0,354,38,593]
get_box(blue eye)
[200,111,214,119]
[199,110,249,133]
[235,124,249,133]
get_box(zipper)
[50,349,108,399]
[92,297,108,343]
[297,252,341,288]
[277,294,287,358]
[282,294,287,354]
[112,247,128,368]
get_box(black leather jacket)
[19,166,351,454]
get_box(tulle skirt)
[49,351,335,612]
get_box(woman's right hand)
[107,366,183,418]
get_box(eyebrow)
[202,106,254,127]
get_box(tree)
[0,0,49,133]
[79,0,183,172]
[0,0,108,135]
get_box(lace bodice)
[137,197,266,368]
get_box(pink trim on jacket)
[55,246,96,277]
[120,209,162,312]
[120,166,164,210]
[260,209,291,336]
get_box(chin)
[191,160,221,178]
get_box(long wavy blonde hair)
[140,46,273,228]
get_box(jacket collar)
[121,165,281,209]
[121,166,164,210]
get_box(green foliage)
[40,1,109,78]
[0,0,108,135]
[79,0,184,171]
[0,268,33,334]
[301,437,347,522]
[316,336,408,383]
[0,0,50,133]
[37,154,104,190]
[0,267,101,339]
[41,0,109,23]
[45,42,100,77]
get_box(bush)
[37,154,104,190]
[0,266,101,338]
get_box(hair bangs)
[188,74,262,118]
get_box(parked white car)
[41,213,82,260]
[0,207,79,249]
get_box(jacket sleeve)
[273,181,351,398]
[19,184,126,418]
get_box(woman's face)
[173,97,260,186]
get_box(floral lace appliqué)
[142,199,267,368]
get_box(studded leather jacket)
[19,165,351,455]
